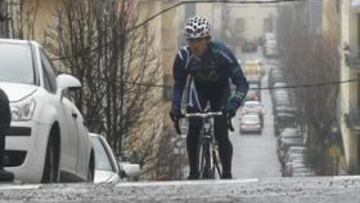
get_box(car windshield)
[243,115,259,123]
[91,137,114,172]
[0,42,35,84]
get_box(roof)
[0,38,40,48]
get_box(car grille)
[7,127,31,136]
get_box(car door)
[40,50,79,175]
[72,105,91,176]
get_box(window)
[91,137,116,172]
[0,43,35,84]
[40,50,58,93]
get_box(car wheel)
[41,134,59,183]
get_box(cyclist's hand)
[222,110,235,132]
[225,96,242,118]
[169,108,181,122]
[169,108,182,134]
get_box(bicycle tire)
[213,148,222,178]
[200,143,215,179]
[206,144,215,179]
[197,141,206,178]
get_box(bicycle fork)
[199,134,216,179]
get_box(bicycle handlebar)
[174,111,234,134]
[184,111,223,118]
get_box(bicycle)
[175,111,234,179]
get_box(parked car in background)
[239,114,262,134]
[242,39,258,52]
[245,83,261,102]
[0,39,94,183]
[243,60,265,77]
[90,133,141,183]
[242,101,263,115]
[274,112,296,136]
[268,67,284,88]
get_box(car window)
[244,102,259,108]
[243,115,259,122]
[0,42,35,84]
[91,137,116,172]
[40,50,58,93]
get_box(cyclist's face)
[188,38,209,57]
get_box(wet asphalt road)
[2,176,360,202]
[230,49,282,179]
[1,48,354,202]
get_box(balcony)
[345,54,360,70]
[345,108,360,131]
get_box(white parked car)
[90,133,141,183]
[0,39,94,183]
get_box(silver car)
[90,133,140,183]
[239,114,262,134]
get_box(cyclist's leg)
[211,98,233,179]
[214,116,233,179]
[186,81,207,179]
[187,114,202,179]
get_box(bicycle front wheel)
[198,142,215,179]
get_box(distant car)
[289,166,316,177]
[90,133,141,183]
[242,101,263,115]
[274,112,296,136]
[242,40,258,52]
[245,83,261,101]
[241,101,264,124]
[268,67,284,88]
[0,39,94,183]
[264,46,280,58]
[239,114,262,134]
[243,60,265,77]
[278,138,304,163]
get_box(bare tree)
[48,0,164,164]
[277,3,340,174]
[6,0,40,39]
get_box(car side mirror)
[118,161,141,180]
[56,74,81,102]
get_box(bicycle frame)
[184,111,223,179]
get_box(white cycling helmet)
[184,16,211,40]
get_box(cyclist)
[170,16,249,179]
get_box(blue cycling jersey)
[172,41,249,112]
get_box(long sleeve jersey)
[171,41,249,112]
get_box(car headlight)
[11,98,36,121]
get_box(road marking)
[116,179,259,187]
[0,184,41,190]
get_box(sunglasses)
[187,38,205,43]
